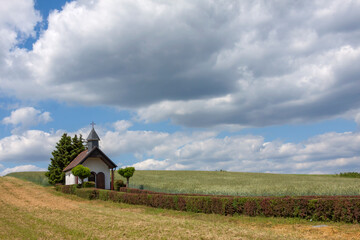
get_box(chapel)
[63,124,117,189]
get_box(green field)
[6,171,51,187]
[118,170,360,196]
[8,170,360,196]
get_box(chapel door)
[96,172,105,189]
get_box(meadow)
[1,176,360,239]
[116,170,360,196]
[6,171,51,186]
[8,170,360,196]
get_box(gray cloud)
[1,0,360,127]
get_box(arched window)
[88,171,96,182]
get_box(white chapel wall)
[65,171,76,185]
[82,157,111,189]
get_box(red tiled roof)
[63,150,88,172]
[63,147,117,172]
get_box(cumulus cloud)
[96,124,360,174]
[2,107,52,133]
[100,129,216,158]
[0,130,61,163]
[0,164,46,176]
[0,121,359,174]
[129,131,360,174]
[133,159,171,170]
[0,0,40,56]
[1,0,360,127]
[113,120,132,132]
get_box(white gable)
[64,157,112,189]
[83,157,111,189]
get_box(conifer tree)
[71,134,85,159]
[46,133,85,185]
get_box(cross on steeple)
[87,122,100,151]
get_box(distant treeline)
[337,172,360,178]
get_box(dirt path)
[0,176,359,239]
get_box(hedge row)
[119,187,360,199]
[56,185,360,223]
[118,187,244,197]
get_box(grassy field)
[117,170,360,196]
[6,171,51,186]
[1,176,360,239]
[8,170,360,196]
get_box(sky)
[0,0,360,176]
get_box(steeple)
[87,121,100,151]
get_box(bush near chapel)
[83,181,96,188]
[72,165,91,187]
[114,180,126,191]
[118,167,135,187]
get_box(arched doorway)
[96,172,105,189]
[88,171,96,182]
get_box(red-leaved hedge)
[56,185,360,223]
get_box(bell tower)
[87,121,100,151]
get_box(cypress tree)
[46,133,85,185]
[71,134,85,159]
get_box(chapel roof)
[63,146,117,172]
[87,127,100,141]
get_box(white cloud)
[113,120,132,132]
[132,159,170,170]
[0,122,359,174]
[97,124,360,174]
[2,107,52,133]
[1,0,360,128]
[132,159,187,171]
[0,130,61,163]
[0,0,40,52]
[0,164,46,176]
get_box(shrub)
[55,183,63,191]
[83,181,96,188]
[75,188,99,200]
[55,184,78,194]
[118,167,135,187]
[115,180,126,191]
[99,190,110,201]
[72,165,91,187]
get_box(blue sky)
[0,0,360,175]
